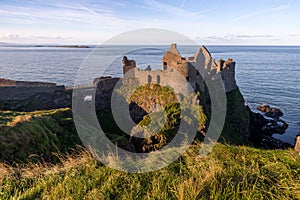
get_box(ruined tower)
[122,56,136,76]
[219,58,236,92]
[162,43,189,79]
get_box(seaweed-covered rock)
[257,104,283,120]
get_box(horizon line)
[1,43,300,47]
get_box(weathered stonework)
[0,78,70,111]
[0,78,65,101]
[122,43,237,93]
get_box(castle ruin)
[122,43,237,93]
[0,44,237,111]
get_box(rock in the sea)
[262,119,288,135]
[260,135,292,149]
[249,106,289,149]
[295,135,300,154]
[265,109,283,119]
[257,104,271,112]
[257,104,283,119]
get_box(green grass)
[0,143,299,200]
[0,108,81,163]
[0,86,299,199]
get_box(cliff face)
[219,88,251,144]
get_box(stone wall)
[95,77,120,110]
[130,68,192,95]
[0,79,70,111]
[0,85,65,101]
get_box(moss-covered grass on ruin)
[0,143,299,199]
[98,83,208,153]
[129,83,178,107]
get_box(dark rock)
[262,119,288,135]
[259,135,292,149]
[265,110,283,119]
[257,104,271,112]
[250,108,268,129]
[257,104,283,119]
[249,106,289,149]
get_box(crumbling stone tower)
[161,43,204,90]
[122,56,136,76]
[217,58,236,92]
[161,44,189,78]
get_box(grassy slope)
[0,108,81,162]
[0,86,299,199]
[0,143,299,200]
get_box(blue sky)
[0,0,300,45]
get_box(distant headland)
[35,45,90,48]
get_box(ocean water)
[0,45,299,144]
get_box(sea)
[0,44,299,144]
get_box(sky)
[0,0,300,45]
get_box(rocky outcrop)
[261,119,288,135]
[255,104,288,139]
[249,106,291,149]
[257,104,283,120]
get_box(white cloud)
[0,3,130,28]
[144,0,212,18]
[234,5,290,21]
[0,34,20,39]
[1,1,298,45]
[202,34,274,41]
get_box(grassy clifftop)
[0,84,298,199]
[0,86,266,162]
[0,143,299,199]
[0,108,81,162]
